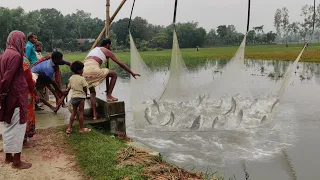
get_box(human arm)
[24,67,36,91]
[63,60,71,66]
[107,51,140,79]
[82,77,88,98]
[0,55,22,99]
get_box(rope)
[173,0,179,26]
[246,0,251,33]
[128,0,136,29]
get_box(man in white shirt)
[35,41,43,59]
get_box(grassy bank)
[58,43,320,73]
[66,126,212,180]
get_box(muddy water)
[1,59,320,179]
[116,59,320,179]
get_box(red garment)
[23,58,36,138]
[0,48,28,124]
[32,56,62,89]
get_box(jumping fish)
[162,111,175,126]
[213,98,223,108]
[144,107,152,124]
[260,115,267,124]
[236,109,244,126]
[250,98,258,108]
[198,95,206,107]
[153,99,160,113]
[223,97,236,115]
[270,98,280,113]
[212,116,218,129]
[190,115,201,130]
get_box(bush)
[156,47,163,51]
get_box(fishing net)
[202,36,253,99]
[158,29,195,102]
[129,31,164,127]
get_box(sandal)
[66,128,72,134]
[79,128,91,133]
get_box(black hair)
[27,32,36,41]
[71,61,84,74]
[100,39,112,47]
[51,51,63,61]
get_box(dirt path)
[0,128,84,180]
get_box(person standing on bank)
[83,39,140,120]
[25,32,38,67]
[0,30,32,169]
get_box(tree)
[281,7,290,45]
[205,29,218,47]
[300,5,316,42]
[274,8,282,40]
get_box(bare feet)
[79,128,91,133]
[12,161,32,169]
[5,154,13,164]
[107,95,118,102]
[66,128,72,134]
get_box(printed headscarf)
[6,30,26,57]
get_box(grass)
[67,126,144,180]
[65,125,225,180]
[58,43,320,73]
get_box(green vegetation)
[67,126,144,180]
[59,43,320,73]
[66,126,209,180]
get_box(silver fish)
[144,107,152,124]
[223,97,236,115]
[162,111,175,126]
[237,109,244,126]
[190,115,201,130]
[213,98,223,108]
[197,95,206,107]
[212,116,218,129]
[250,98,258,108]
[260,115,267,124]
[271,98,280,113]
[153,99,160,113]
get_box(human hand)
[35,95,40,102]
[132,73,141,79]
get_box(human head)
[6,30,26,57]
[27,32,37,44]
[51,51,64,65]
[70,61,84,75]
[100,39,112,50]
[35,41,42,52]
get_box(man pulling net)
[83,39,140,120]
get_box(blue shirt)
[25,41,38,66]
[31,59,69,81]
[31,59,56,81]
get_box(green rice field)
[60,43,320,73]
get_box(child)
[65,61,91,134]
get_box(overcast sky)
[1,0,312,33]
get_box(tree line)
[273,4,320,44]
[3,5,318,53]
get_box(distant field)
[60,43,320,73]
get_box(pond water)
[60,59,320,179]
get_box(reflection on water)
[60,59,320,179]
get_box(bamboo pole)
[91,0,127,49]
[106,0,110,38]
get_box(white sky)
[1,0,312,33]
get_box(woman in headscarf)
[22,55,38,146]
[0,30,32,169]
